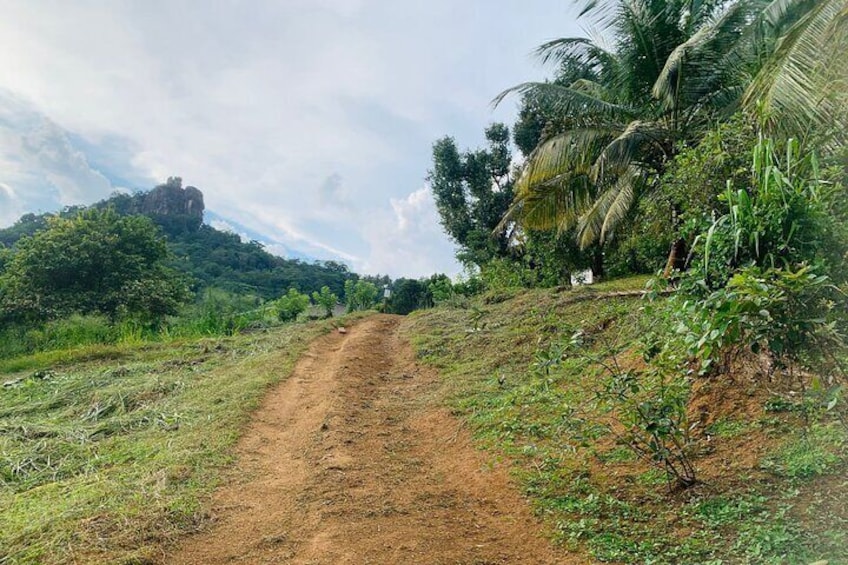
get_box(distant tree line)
[0,183,358,313]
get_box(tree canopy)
[0,209,190,325]
[497,0,848,251]
[428,123,516,268]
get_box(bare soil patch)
[170,314,572,564]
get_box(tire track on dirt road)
[170,314,575,564]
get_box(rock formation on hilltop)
[135,177,204,221]
[108,177,205,235]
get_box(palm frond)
[569,78,608,99]
[492,82,634,119]
[575,167,642,247]
[515,129,614,195]
[762,0,815,28]
[497,128,615,233]
[534,37,616,67]
[744,0,848,139]
[500,174,595,233]
[652,2,754,110]
[594,120,670,180]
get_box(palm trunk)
[663,238,687,278]
[591,247,604,280]
[662,205,687,278]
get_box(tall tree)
[428,123,516,268]
[496,0,845,256]
[0,209,190,325]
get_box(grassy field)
[402,276,848,564]
[3,276,846,564]
[0,313,367,564]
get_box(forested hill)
[0,178,353,299]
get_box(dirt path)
[170,314,573,564]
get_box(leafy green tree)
[743,0,848,144]
[311,286,338,318]
[360,273,391,289]
[0,213,50,247]
[344,279,379,312]
[387,278,430,315]
[627,116,759,275]
[276,288,310,322]
[0,209,190,325]
[497,0,843,258]
[426,274,453,304]
[0,246,10,275]
[428,123,515,268]
[322,261,349,274]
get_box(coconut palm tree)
[498,0,847,259]
[744,0,848,146]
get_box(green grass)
[705,417,751,439]
[0,313,368,564]
[401,275,848,564]
[760,422,846,479]
[588,274,653,292]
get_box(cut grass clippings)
[0,313,369,564]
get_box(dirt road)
[171,315,571,564]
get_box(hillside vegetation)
[0,178,353,301]
[403,278,848,564]
[409,3,848,559]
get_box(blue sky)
[0,0,581,277]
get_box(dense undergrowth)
[402,277,848,564]
[0,313,367,564]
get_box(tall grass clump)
[0,289,287,362]
[0,315,118,359]
[165,289,276,337]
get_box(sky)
[0,0,582,278]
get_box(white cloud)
[22,119,112,206]
[0,182,15,198]
[362,187,460,277]
[208,218,238,234]
[0,0,580,276]
[0,93,115,224]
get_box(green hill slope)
[402,278,848,564]
[0,178,352,300]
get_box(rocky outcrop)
[115,177,205,235]
[137,177,204,220]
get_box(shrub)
[276,288,310,322]
[0,315,118,358]
[480,258,535,290]
[344,280,379,312]
[311,286,337,318]
[426,274,453,304]
[169,289,264,337]
[387,278,431,315]
[569,319,697,489]
[669,137,847,375]
[452,275,484,297]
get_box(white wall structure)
[570,269,594,286]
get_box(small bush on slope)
[402,279,847,564]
